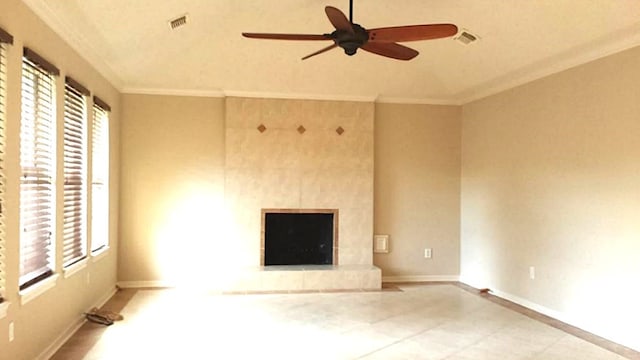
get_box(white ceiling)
[22,0,640,104]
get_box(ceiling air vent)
[454,29,479,45]
[168,14,188,30]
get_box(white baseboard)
[37,286,117,360]
[382,275,460,283]
[458,278,639,353]
[116,280,175,289]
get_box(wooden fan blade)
[302,44,339,60]
[325,6,354,33]
[360,42,419,61]
[242,33,331,41]
[368,24,458,42]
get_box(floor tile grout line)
[356,288,516,360]
[450,282,640,360]
[440,307,524,360]
[52,283,638,360]
[353,319,449,359]
[532,333,572,360]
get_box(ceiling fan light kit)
[242,0,458,61]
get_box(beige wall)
[119,94,225,285]
[374,103,461,278]
[461,45,640,350]
[0,0,120,359]
[119,96,463,286]
[7,0,640,354]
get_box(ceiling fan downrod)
[349,0,353,23]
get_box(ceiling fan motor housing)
[242,4,458,61]
[333,23,368,56]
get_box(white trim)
[0,301,9,319]
[121,87,226,98]
[91,246,110,263]
[35,286,117,360]
[224,90,377,103]
[458,28,640,104]
[488,288,640,352]
[20,0,124,90]
[121,88,462,105]
[459,279,640,352]
[382,275,460,283]
[18,0,640,107]
[116,280,175,289]
[63,258,88,278]
[375,96,461,106]
[20,274,59,306]
[488,287,568,323]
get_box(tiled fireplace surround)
[224,97,381,291]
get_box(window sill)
[20,274,59,306]
[91,246,110,263]
[0,301,9,319]
[63,258,88,279]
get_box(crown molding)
[458,24,640,104]
[20,0,640,107]
[21,0,124,90]
[122,88,462,105]
[375,96,461,106]
[122,87,226,98]
[224,90,377,103]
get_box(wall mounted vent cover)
[454,30,479,45]
[168,14,188,30]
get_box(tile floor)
[52,283,638,359]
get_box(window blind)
[91,100,109,252]
[0,30,11,302]
[19,50,58,290]
[62,78,89,267]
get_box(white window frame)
[19,48,58,291]
[91,98,109,254]
[0,28,12,307]
[62,78,89,269]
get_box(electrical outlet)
[424,248,432,259]
[529,266,535,280]
[9,322,14,342]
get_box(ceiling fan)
[242,0,458,61]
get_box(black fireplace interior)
[264,213,333,266]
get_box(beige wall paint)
[374,103,461,278]
[461,45,640,350]
[119,94,225,285]
[0,0,120,359]
[120,96,464,286]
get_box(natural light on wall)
[153,182,229,290]
[560,261,640,349]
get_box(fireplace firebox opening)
[261,209,338,266]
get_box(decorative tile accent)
[336,126,345,135]
[257,124,266,133]
[225,98,374,280]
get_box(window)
[19,48,59,290]
[63,78,89,268]
[91,97,109,253]
[0,27,13,303]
